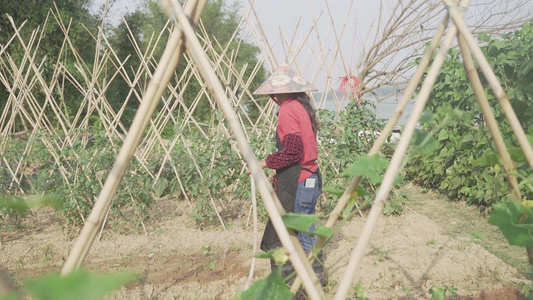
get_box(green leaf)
[340,155,389,185]
[24,269,138,300]
[475,151,499,166]
[153,178,168,197]
[254,250,275,259]
[234,269,292,300]
[411,130,439,155]
[314,224,333,238]
[419,112,434,124]
[437,130,449,141]
[322,186,344,196]
[488,201,533,246]
[282,213,319,233]
[508,147,525,163]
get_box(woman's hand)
[247,159,267,175]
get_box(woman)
[253,64,323,281]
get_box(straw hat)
[253,63,317,95]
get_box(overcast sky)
[91,0,385,86]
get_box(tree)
[0,0,99,130]
[105,0,265,128]
[354,0,533,102]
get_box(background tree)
[0,0,99,127]
[105,0,265,128]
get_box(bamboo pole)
[243,178,258,290]
[61,0,206,275]
[447,0,533,265]
[457,35,521,201]
[162,1,324,298]
[333,1,468,298]
[444,0,533,171]
[290,5,452,293]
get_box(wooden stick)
[333,1,468,298]
[61,0,206,275]
[444,0,533,171]
[243,178,258,290]
[291,9,452,292]
[163,1,324,298]
[457,34,521,201]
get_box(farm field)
[0,184,529,299]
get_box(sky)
[91,0,386,88]
[90,0,532,120]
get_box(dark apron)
[260,133,301,251]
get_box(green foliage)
[428,285,457,300]
[340,154,389,185]
[281,213,332,238]
[405,22,533,208]
[0,0,98,127]
[318,99,395,214]
[488,200,533,246]
[351,283,369,300]
[234,269,292,300]
[383,192,407,216]
[0,130,152,230]
[106,0,265,127]
[23,269,137,300]
[0,194,58,227]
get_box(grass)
[402,184,533,280]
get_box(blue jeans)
[294,172,321,251]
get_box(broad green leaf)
[234,269,292,300]
[340,155,389,185]
[282,213,319,233]
[437,130,449,141]
[508,147,525,163]
[419,112,434,124]
[411,130,439,155]
[314,225,333,238]
[322,186,344,196]
[475,151,499,166]
[488,201,533,246]
[24,269,138,300]
[254,250,275,259]
[153,178,168,197]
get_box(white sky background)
[91,0,392,88]
[91,0,532,93]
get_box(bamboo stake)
[333,1,468,298]
[162,1,324,298]
[457,35,521,201]
[61,0,206,275]
[243,178,258,290]
[291,6,452,292]
[444,0,533,171]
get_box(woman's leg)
[294,173,321,251]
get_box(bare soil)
[0,184,529,299]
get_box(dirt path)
[0,185,528,299]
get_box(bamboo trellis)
[1,0,532,298]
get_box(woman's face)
[272,93,291,104]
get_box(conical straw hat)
[253,64,317,95]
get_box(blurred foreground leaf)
[488,201,533,246]
[340,155,389,185]
[24,269,138,300]
[234,269,292,300]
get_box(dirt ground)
[0,185,529,299]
